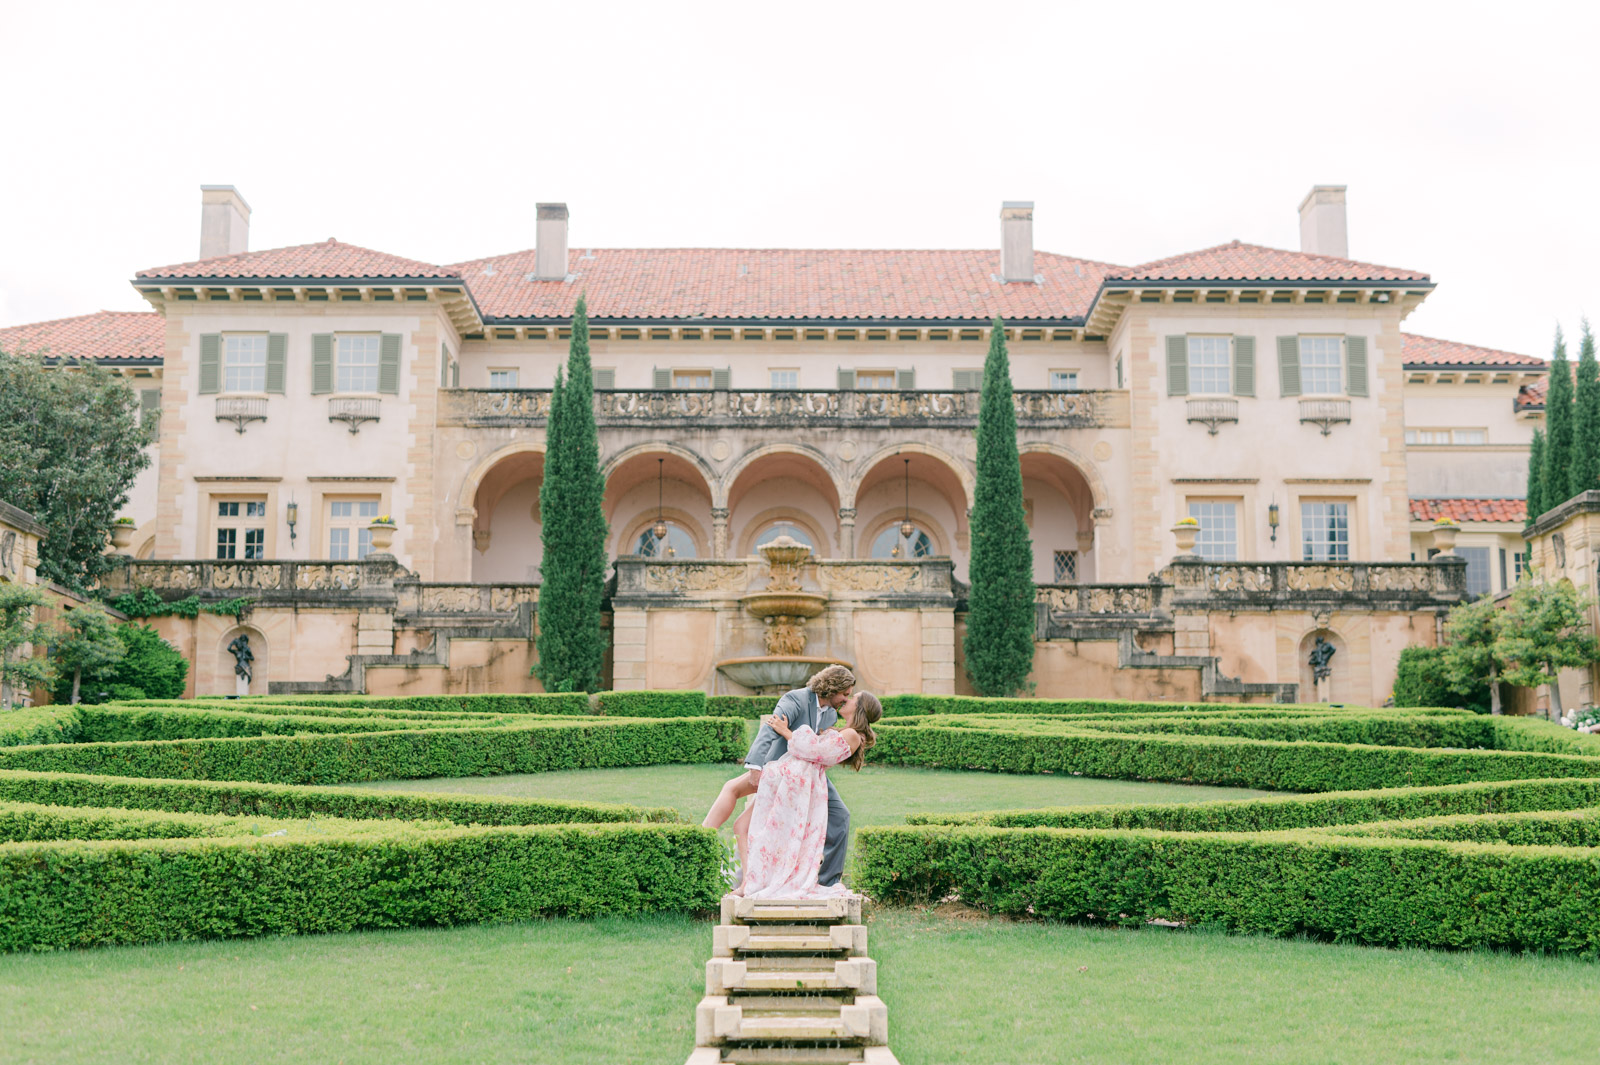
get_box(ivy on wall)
[106,588,253,620]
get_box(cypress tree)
[1571,319,1600,498]
[962,317,1036,696]
[534,295,609,693]
[1543,326,1573,511]
[1526,427,1546,524]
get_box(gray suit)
[744,687,850,887]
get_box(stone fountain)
[715,535,851,694]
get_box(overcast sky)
[2,0,1594,357]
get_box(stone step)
[696,994,888,1046]
[684,1046,902,1064]
[708,957,877,995]
[715,924,868,957]
[722,895,863,927]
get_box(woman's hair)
[841,692,881,772]
[807,664,856,700]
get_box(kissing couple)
[701,664,883,898]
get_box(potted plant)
[368,514,397,554]
[107,517,137,552]
[1172,516,1201,556]
[1430,516,1460,556]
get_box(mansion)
[0,186,1549,704]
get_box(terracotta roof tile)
[1110,240,1430,283]
[1518,376,1548,411]
[135,239,458,281]
[1402,333,1546,368]
[0,310,163,361]
[1409,498,1527,523]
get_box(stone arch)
[602,441,720,492]
[1018,442,1110,584]
[218,624,268,697]
[853,445,973,564]
[617,507,710,559]
[736,506,833,559]
[461,443,548,582]
[458,441,548,526]
[723,444,846,560]
[848,442,974,512]
[604,446,717,560]
[1017,441,1110,515]
[720,443,847,511]
[859,506,948,558]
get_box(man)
[735,664,855,886]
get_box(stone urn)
[740,536,828,655]
[1430,520,1460,556]
[1171,520,1200,556]
[368,519,398,554]
[107,521,136,553]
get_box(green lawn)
[3,910,1595,1064]
[352,762,1272,828]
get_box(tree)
[1572,319,1600,499]
[962,317,1036,696]
[0,352,153,592]
[1496,578,1599,722]
[534,295,609,693]
[103,623,188,701]
[1441,594,1504,715]
[49,605,125,704]
[0,584,54,709]
[1391,646,1486,711]
[1542,327,1573,513]
[1526,427,1546,524]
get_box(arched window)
[756,521,814,550]
[870,526,932,559]
[634,522,697,559]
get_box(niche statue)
[228,634,255,684]
[1308,635,1336,681]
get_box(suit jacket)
[744,687,841,799]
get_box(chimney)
[535,203,570,280]
[1000,201,1035,282]
[199,185,250,260]
[1298,185,1348,259]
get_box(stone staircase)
[686,894,899,1065]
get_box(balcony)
[1185,398,1239,434]
[214,396,267,434]
[329,397,381,433]
[1299,398,1352,435]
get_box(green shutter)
[594,368,616,389]
[265,334,287,394]
[451,360,459,388]
[139,387,161,428]
[712,366,731,390]
[311,334,334,395]
[1277,336,1301,397]
[1165,336,1188,396]
[199,334,221,394]
[1345,335,1368,397]
[1232,336,1255,397]
[440,343,449,388]
[653,367,672,389]
[837,368,856,390]
[378,334,402,395]
[896,368,916,390]
[953,369,980,390]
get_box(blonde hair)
[842,691,881,772]
[807,664,856,700]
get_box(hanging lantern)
[899,457,915,540]
[653,458,668,543]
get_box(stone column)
[838,508,856,558]
[611,606,649,690]
[919,607,957,694]
[711,508,730,559]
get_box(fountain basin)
[740,591,828,620]
[716,655,854,695]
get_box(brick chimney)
[199,185,250,260]
[1000,201,1035,282]
[535,203,569,281]
[1298,185,1348,259]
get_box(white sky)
[2,0,1595,357]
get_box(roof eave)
[477,314,1091,329]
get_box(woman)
[734,692,881,899]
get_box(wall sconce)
[286,499,299,544]
[1267,501,1280,544]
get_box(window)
[673,370,712,389]
[1300,501,1350,561]
[1514,551,1525,581]
[488,369,520,388]
[870,526,932,559]
[1299,337,1343,395]
[1048,370,1079,391]
[856,371,897,390]
[1453,429,1486,445]
[1053,550,1079,582]
[756,521,813,549]
[634,522,697,558]
[1187,501,1239,562]
[1405,428,1488,445]
[770,369,799,389]
[215,499,267,560]
[327,498,381,560]
[336,335,381,393]
[1458,546,1491,598]
[1187,337,1231,394]
[223,336,267,393]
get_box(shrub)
[0,706,82,747]
[1322,808,1600,847]
[0,799,454,844]
[704,695,775,718]
[83,624,189,702]
[72,705,497,742]
[1392,646,1488,712]
[594,690,707,717]
[216,693,591,714]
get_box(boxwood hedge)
[593,690,707,717]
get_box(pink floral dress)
[741,725,854,900]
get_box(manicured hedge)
[0,821,724,951]
[1069,713,1500,750]
[869,721,1600,792]
[705,695,776,718]
[1321,808,1600,847]
[0,718,746,786]
[593,690,706,717]
[0,800,451,843]
[853,824,1600,954]
[201,693,592,714]
[116,700,518,722]
[0,707,81,748]
[73,705,497,742]
[0,768,678,824]
[876,694,1465,718]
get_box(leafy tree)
[101,623,189,701]
[0,584,54,709]
[534,295,609,693]
[1526,427,1546,523]
[0,352,153,592]
[962,317,1036,696]
[1542,327,1573,513]
[1496,578,1599,721]
[1441,595,1503,715]
[49,605,124,704]
[1572,319,1600,499]
[1391,646,1485,710]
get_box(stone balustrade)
[1165,557,1466,605]
[101,558,407,601]
[610,556,957,603]
[396,581,540,619]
